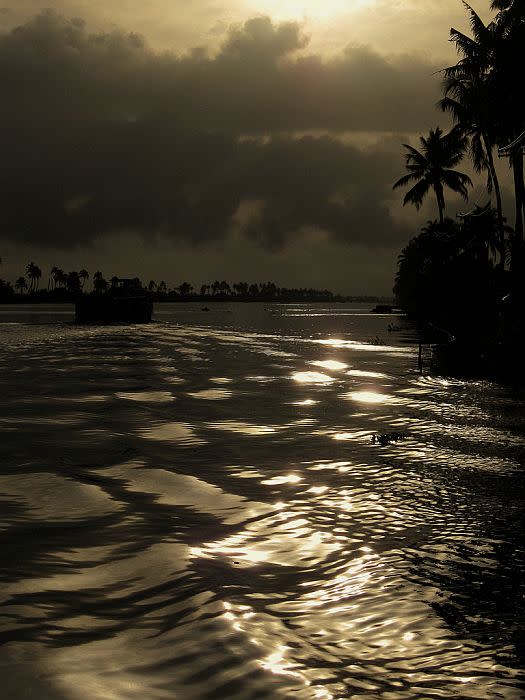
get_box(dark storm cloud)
[0,11,442,250]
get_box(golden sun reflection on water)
[346,369,388,379]
[310,360,348,371]
[139,421,205,445]
[259,644,302,680]
[209,421,277,435]
[187,388,232,400]
[5,313,525,700]
[262,473,302,485]
[190,508,342,568]
[314,338,346,347]
[314,338,411,353]
[333,430,373,441]
[292,371,334,384]
[221,602,336,697]
[343,390,391,404]
[115,391,175,402]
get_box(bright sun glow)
[244,0,370,21]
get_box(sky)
[0,1,506,294]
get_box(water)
[1,303,524,699]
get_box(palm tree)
[395,214,503,336]
[234,282,249,297]
[25,262,42,292]
[79,269,89,290]
[393,126,473,225]
[56,269,68,289]
[442,2,515,267]
[26,262,36,291]
[458,202,512,264]
[446,1,525,259]
[15,276,27,294]
[66,271,81,294]
[440,74,505,267]
[50,267,60,290]
[148,280,157,292]
[219,281,231,295]
[93,270,108,293]
[493,4,525,256]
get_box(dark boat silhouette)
[371,304,403,314]
[75,278,153,324]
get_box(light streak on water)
[0,302,524,699]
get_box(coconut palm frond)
[393,172,422,190]
[463,2,491,44]
[402,178,432,209]
[442,169,473,199]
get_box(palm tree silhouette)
[79,269,89,290]
[56,269,68,289]
[440,76,505,266]
[445,1,524,257]
[25,262,42,292]
[493,3,525,255]
[459,202,512,264]
[66,271,81,294]
[93,271,108,293]
[393,127,472,225]
[219,281,231,296]
[50,267,60,290]
[15,276,27,294]
[442,3,512,268]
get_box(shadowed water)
[1,303,524,699]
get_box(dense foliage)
[393,1,524,339]
[0,265,351,303]
[394,213,502,337]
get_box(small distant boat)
[371,304,402,314]
[75,279,153,324]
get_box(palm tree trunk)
[434,184,445,225]
[483,136,505,270]
[511,150,523,240]
[510,149,524,279]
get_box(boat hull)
[75,296,153,324]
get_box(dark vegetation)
[0,262,389,304]
[393,0,525,361]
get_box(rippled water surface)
[1,303,524,699]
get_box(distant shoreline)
[0,295,394,305]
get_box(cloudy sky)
[0,1,506,294]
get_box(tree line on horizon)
[0,261,353,302]
[392,0,524,338]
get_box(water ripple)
[1,304,524,699]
